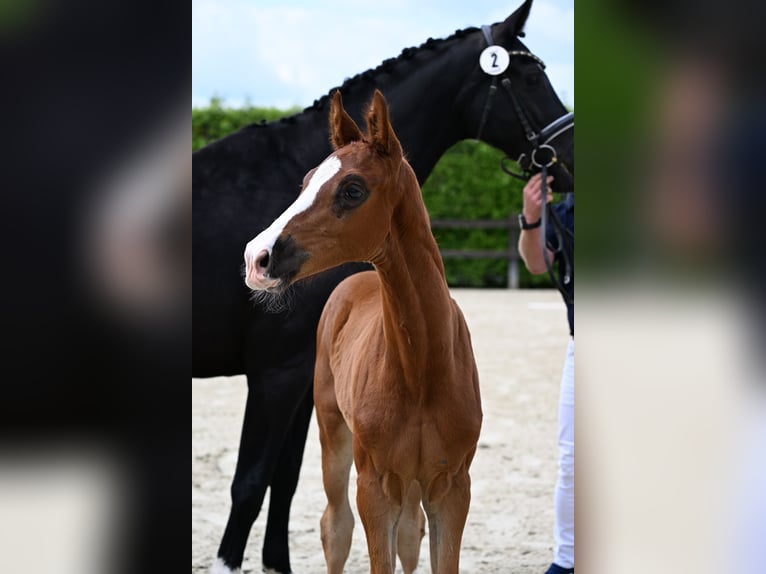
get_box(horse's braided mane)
[258,26,480,127]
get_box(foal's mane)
[256,26,480,128]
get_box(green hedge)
[420,140,554,289]
[192,97,300,151]
[192,100,555,288]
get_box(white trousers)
[553,338,574,569]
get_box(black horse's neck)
[254,27,485,185]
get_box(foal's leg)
[423,470,472,574]
[317,412,354,574]
[315,358,354,574]
[356,463,402,574]
[396,481,425,574]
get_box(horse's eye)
[525,72,540,86]
[344,185,364,200]
[333,179,369,216]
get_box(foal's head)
[244,90,413,293]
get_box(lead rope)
[539,165,574,304]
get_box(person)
[518,173,574,574]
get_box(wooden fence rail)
[430,215,521,289]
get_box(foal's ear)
[329,91,363,150]
[496,0,533,40]
[365,89,402,158]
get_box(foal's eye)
[333,177,369,216]
[343,185,365,201]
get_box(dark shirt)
[546,193,574,336]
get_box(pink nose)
[245,248,280,291]
[254,249,270,274]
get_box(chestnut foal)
[244,90,482,574]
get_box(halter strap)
[481,24,494,47]
[475,25,500,143]
[499,76,539,144]
[508,50,546,69]
[540,112,574,145]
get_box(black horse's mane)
[257,26,480,128]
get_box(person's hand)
[522,173,554,223]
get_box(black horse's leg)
[213,358,312,573]
[261,382,314,573]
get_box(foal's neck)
[371,168,455,387]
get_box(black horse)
[193,1,573,572]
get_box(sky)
[192,0,573,110]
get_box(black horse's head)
[457,0,574,193]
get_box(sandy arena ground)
[193,289,570,573]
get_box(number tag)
[479,46,509,76]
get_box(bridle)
[476,24,574,304]
[475,26,573,172]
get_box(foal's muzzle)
[255,235,308,293]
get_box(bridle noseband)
[476,25,574,304]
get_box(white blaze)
[244,155,341,262]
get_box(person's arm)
[518,173,554,275]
